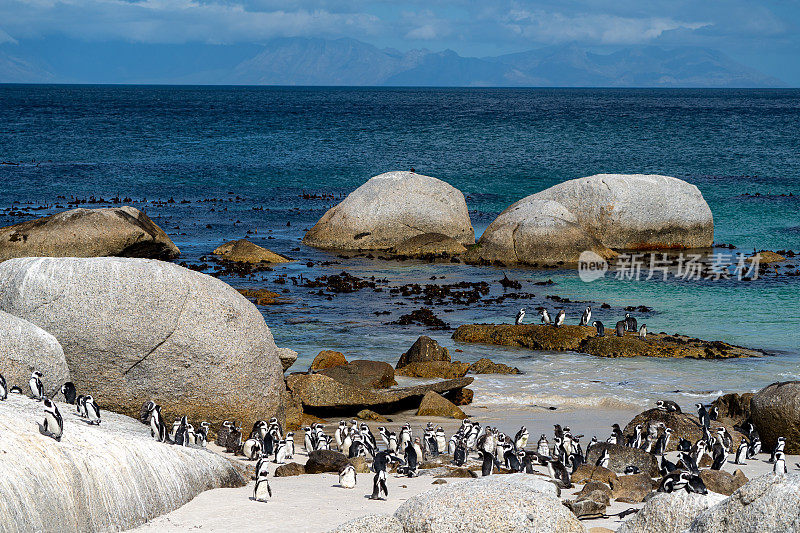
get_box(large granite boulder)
[0,310,69,397]
[397,335,451,368]
[317,360,397,389]
[586,443,659,478]
[0,394,245,533]
[688,473,800,532]
[711,392,753,424]
[468,198,615,265]
[394,475,584,532]
[0,207,180,261]
[623,409,745,454]
[395,361,469,379]
[532,174,714,250]
[0,257,285,428]
[276,347,298,372]
[617,491,727,533]
[303,171,475,251]
[285,373,473,415]
[610,473,656,503]
[750,381,800,454]
[305,450,368,474]
[212,239,289,263]
[700,469,748,496]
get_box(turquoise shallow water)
[0,85,798,411]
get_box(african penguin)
[655,400,681,413]
[252,471,272,502]
[615,321,625,337]
[554,309,565,327]
[539,308,551,325]
[0,373,6,401]
[60,382,77,404]
[592,321,605,337]
[595,449,610,468]
[84,395,101,425]
[734,437,748,465]
[370,470,388,500]
[580,306,592,326]
[515,308,525,325]
[624,313,638,332]
[29,371,44,401]
[639,324,647,339]
[338,464,357,488]
[42,398,63,441]
[774,451,788,473]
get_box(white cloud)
[502,10,709,45]
[405,24,438,40]
[0,0,381,43]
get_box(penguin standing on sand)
[615,321,626,337]
[747,436,762,459]
[515,308,526,325]
[285,432,295,459]
[537,434,550,457]
[774,451,788,473]
[545,457,572,488]
[514,427,529,451]
[0,373,7,401]
[370,470,388,500]
[338,464,357,488]
[42,398,63,441]
[84,395,101,425]
[435,427,447,454]
[734,437,748,465]
[769,437,786,463]
[580,306,592,326]
[242,437,262,460]
[554,309,565,327]
[539,309,552,325]
[592,321,605,337]
[274,439,288,464]
[148,404,169,443]
[60,382,76,404]
[29,371,44,401]
[252,471,272,502]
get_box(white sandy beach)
[133,405,800,532]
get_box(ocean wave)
[474,392,643,411]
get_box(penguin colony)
[0,364,795,507]
[522,306,647,342]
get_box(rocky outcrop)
[624,409,745,454]
[416,391,467,419]
[285,373,473,415]
[0,257,285,428]
[0,207,180,261]
[699,469,748,496]
[395,361,469,379]
[571,465,618,486]
[750,381,800,454]
[303,171,475,251]
[356,409,388,422]
[467,198,616,265]
[310,350,348,370]
[397,335,451,368]
[712,392,753,423]
[446,387,473,406]
[305,450,368,474]
[317,360,397,389]
[467,358,521,375]
[212,239,290,263]
[329,514,405,533]
[388,233,467,258]
[274,462,306,477]
[688,473,800,532]
[586,443,659,478]
[617,491,727,533]
[610,473,655,503]
[0,394,245,533]
[452,325,762,359]
[394,475,584,533]
[0,310,69,397]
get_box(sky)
[1,0,798,84]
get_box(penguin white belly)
[253,477,272,502]
[44,412,62,439]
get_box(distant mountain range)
[0,37,786,87]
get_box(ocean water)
[1,85,798,413]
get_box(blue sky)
[1,0,798,83]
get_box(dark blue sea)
[1,85,798,411]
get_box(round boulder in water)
[303,171,474,250]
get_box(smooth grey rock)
[617,491,725,533]
[471,198,615,265]
[0,394,245,533]
[303,171,474,250]
[394,475,583,532]
[0,257,285,428]
[751,381,800,454]
[328,514,404,533]
[0,206,180,261]
[531,174,714,249]
[688,473,800,533]
[0,310,69,396]
[586,443,660,478]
